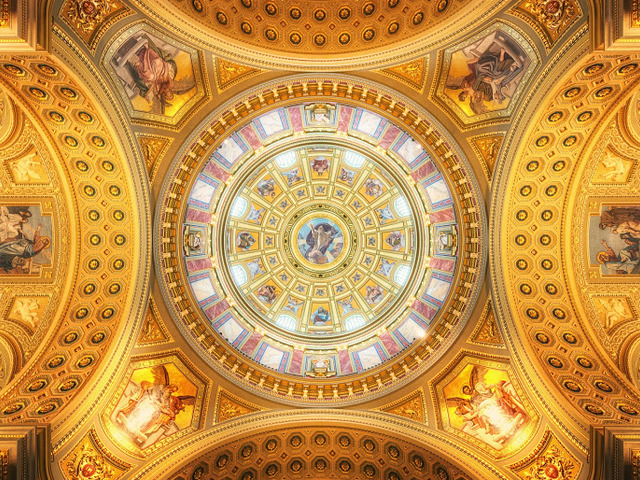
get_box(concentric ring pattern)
[156,80,485,403]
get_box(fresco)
[107,25,202,122]
[297,219,343,265]
[442,363,532,453]
[590,206,640,275]
[444,30,530,117]
[0,205,52,275]
[437,26,535,124]
[106,360,203,453]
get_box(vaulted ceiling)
[0,0,639,479]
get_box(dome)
[156,80,486,404]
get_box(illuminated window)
[343,151,365,168]
[394,265,411,286]
[275,314,297,331]
[394,196,411,217]
[230,265,248,286]
[230,196,248,217]
[344,314,366,331]
[275,151,297,168]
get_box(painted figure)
[377,258,394,277]
[597,238,639,274]
[301,221,339,265]
[377,205,394,223]
[236,232,256,250]
[284,296,303,314]
[338,168,356,185]
[385,231,405,251]
[338,297,354,315]
[283,168,302,186]
[594,206,640,274]
[256,178,276,197]
[599,206,640,237]
[311,157,330,176]
[123,34,195,115]
[364,178,384,197]
[257,284,277,304]
[0,206,51,274]
[446,31,528,116]
[246,205,264,223]
[446,365,528,448]
[115,365,195,447]
[365,285,384,305]
[247,258,264,279]
[311,306,331,326]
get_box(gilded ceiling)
[0,0,639,479]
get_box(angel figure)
[283,296,303,314]
[599,297,630,329]
[8,152,44,183]
[597,151,628,182]
[446,365,528,447]
[125,34,196,115]
[304,222,337,264]
[11,298,40,329]
[116,365,195,447]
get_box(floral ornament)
[525,0,576,33]
[524,445,576,479]
[65,0,115,34]
[65,443,115,480]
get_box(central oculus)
[284,205,357,278]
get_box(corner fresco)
[102,355,207,456]
[434,357,538,458]
[590,206,640,275]
[435,24,536,125]
[0,204,52,275]
[105,23,205,125]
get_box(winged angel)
[446,365,528,448]
[304,222,339,265]
[115,364,195,448]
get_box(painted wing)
[469,365,488,390]
[171,78,197,96]
[150,364,170,386]
[177,395,197,406]
[445,397,469,408]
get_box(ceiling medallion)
[157,79,485,403]
[218,143,423,340]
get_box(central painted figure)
[298,219,344,265]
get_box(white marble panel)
[259,344,285,370]
[425,178,451,204]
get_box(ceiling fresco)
[157,88,486,404]
[1,0,640,479]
